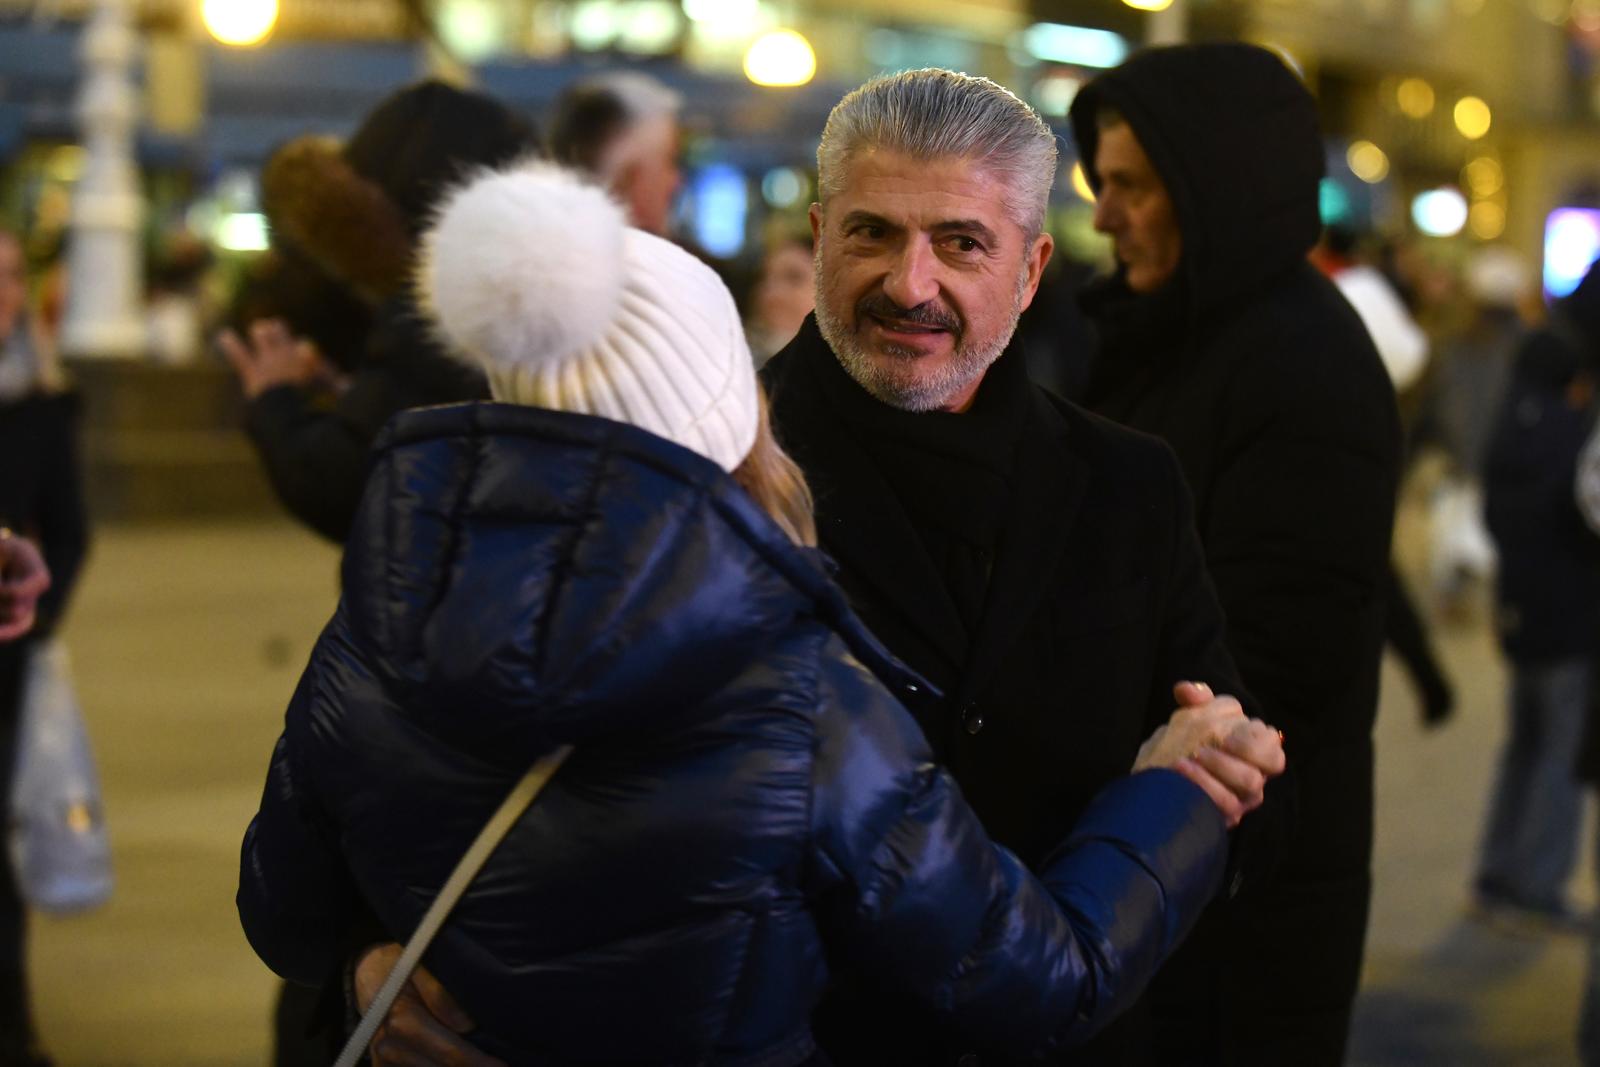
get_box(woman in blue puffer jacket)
[237,163,1283,1066]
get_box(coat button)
[962,702,984,735]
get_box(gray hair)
[817,69,1058,239]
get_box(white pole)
[60,0,146,360]
[1147,0,1188,45]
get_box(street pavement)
[23,517,1594,1065]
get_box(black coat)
[244,297,487,543]
[237,402,1230,1063]
[0,391,89,638]
[1485,320,1600,664]
[763,320,1251,1065]
[1072,44,1401,1067]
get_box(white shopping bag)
[8,639,111,913]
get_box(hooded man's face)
[1092,121,1182,294]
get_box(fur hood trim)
[262,136,414,305]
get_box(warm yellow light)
[1071,162,1095,202]
[1396,77,1435,119]
[202,0,279,46]
[1469,200,1505,240]
[1454,96,1492,140]
[1464,156,1503,197]
[1346,140,1390,184]
[1122,0,1175,9]
[744,29,815,87]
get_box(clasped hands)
[1132,681,1286,828]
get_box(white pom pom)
[419,161,626,373]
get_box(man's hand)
[354,943,508,1067]
[0,530,50,642]
[1133,682,1287,828]
[219,319,336,400]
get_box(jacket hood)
[337,402,860,760]
[1070,43,1324,316]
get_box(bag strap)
[333,743,576,1067]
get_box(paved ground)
[22,516,1595,1065]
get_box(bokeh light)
[744,29,816,86]
[201,0,279,46]
[1346,140,1390,184]
[1454,96,1493,139]
[1396,77,1436,118]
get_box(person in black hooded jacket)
[221,81,537,544]
[1069,43,1401,1066]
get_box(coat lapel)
[956,389,1087,705]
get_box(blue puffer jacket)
[238,402,1227,1065]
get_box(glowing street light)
[1454,95,1492,139]
[202,0,279,47]
[744,29,815,87]
[1469,201,1505,240]
[1412,187,1468,237]
[1396,77,1435,118]
[1122,0,1175,9]
[1346,140,1390,184]
[1464,156,1503,197]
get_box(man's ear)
[808,202,823,244]
[1018,231,1055,312]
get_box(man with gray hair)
[546,71,682,236]
[761,67,1275,1064]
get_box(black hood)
[1070,43,1324,317]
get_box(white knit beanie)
[418,161,758,472]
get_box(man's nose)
[881,239,940,309]
[1091,195,1117,234]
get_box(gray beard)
[814,270,1027,413]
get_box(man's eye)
[854,225,886,239]
[946,236,981,253]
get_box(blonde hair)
[732,387,817,548]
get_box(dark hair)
[342,81,540,232]
[546,86,631,174]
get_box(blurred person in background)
[1428,246,1534,613]
[1314,225,1456,727]
[237,161,1284,1066]
[221,81,537,544]
[545,71,682,237]
[1072,43,1400,1066]
[1573,304,1600,1066]
[1314,225,1429,390]
[1473,258,1600,935]
[745,232,814,364]
[144,231,212,365]
[0,225,90,1067]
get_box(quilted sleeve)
[806,645,1227,1054]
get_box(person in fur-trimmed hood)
[1069,42,1401,1066]
[221,80,538,544]
[236,160,1285,1065]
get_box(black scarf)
[804,326,1031,631]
